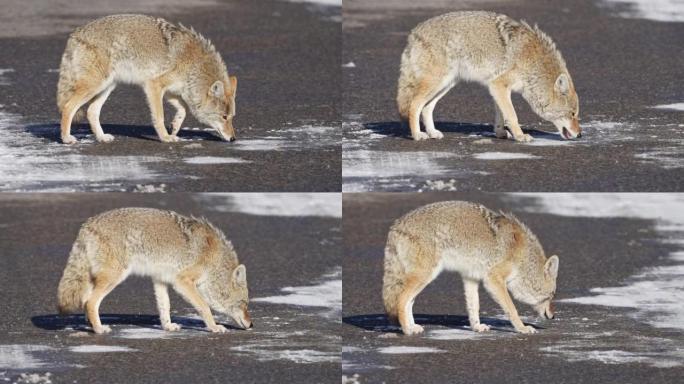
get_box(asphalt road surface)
[342,193,684,383]
[342,0,684,192]
[0,193,341,383]
[0,0,341,192]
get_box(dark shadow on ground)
[25,123,222,143]
[31,314,240,333]
[363,121,563,142]
[343,313,541,333]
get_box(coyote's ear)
[545,255,559,280]
[555,73,570,95]
[233,264,247,286]
[229,76,237,93]
[210,80,224,98]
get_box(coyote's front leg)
[489,79,532,142]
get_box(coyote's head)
[200,263,252,329]
[189,76,238,142]
[525,72,581,140]
[509,253,559,320]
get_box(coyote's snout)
[397,11,580,142]
[382,201,559,335]
[57,208,252,334]
[56,14,238,144]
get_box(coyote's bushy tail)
[57,233,93,314]
[382,229,411,323]
[396,46,415,121]
[56,37,85,123]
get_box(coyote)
[383,201,558,335]
[57,14,238,144]
[57,208,252,334]
[397,11,580,142]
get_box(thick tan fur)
[56,14,238,144]
[383,201,559,335]
[57,207,251,334]
[397,11,580,142]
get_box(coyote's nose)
[229,136,236,142]
[576,132,582,138]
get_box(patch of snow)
[651,102,684,111]
[508,193,684,331]
[15,372,52,384]
[473,152,540,160]
[133,183,167,193]
[427,328,512,340]
[195,193,341,218]
[253,268,341,319]
[377,346,444,354]
[184,156,249,164]
[635,147,684,169]
[343,149,456,179]
[0,111,166,191]
[285,0,341,6]
[601,0,684,22]
[115,328,187,340]
[68,345,136,353]
[342,62,356,68]
[0,69,14,85]
[0,345,53,370]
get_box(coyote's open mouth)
[561,127,573,140]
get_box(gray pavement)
[0,0,341,192]
[0,193,341,383]
[342,193,684,383]
[342,0,684,192]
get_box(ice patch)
[427,328,512,340]
[285,0,341,6]
[253,268,341,319]
[115,328,185,340]
[0,68,14,85]
[68,345,136,353]
[601,0,684,22]
[342,62,356,68]
[194,193,341,218]
[473,152,540,160]
[541,337,684,368]
[342,149,457,191]
[0,111,166,191]
[652,102,684,111]
[0,345,53,370]
[15,372,53,384]
[231,344,339,364]
[235,123,339,151]
[184,156,249,164]
[377,346,444,354]
[508,193,684,331]
[635,147,684,169]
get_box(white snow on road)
[184,156,249,164]
[195,193,342,218]
[377,346,444,354]
[69,345,136,353]
[507,193,684,367]
[234,124,339,151]
[285,0,341,6]
[0,345,53,370]
[473,152,540,160]
[0,68,14,85]
[0,111,165,191]
[253,268,342,319]
[652,102,684,111]
[601,0,684,22]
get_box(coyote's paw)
[472,323,490,333]
[514,133,533,143]
[161,135,180,143]
[96,134,115,143]
[516,325,537,334]
[163,323,182,332]
[93,325,112,334]
[412,132,429,141]
[494,126,510,139]
[208,324,229,334]
[402,324,424,335]
[427,129,444,139]
[62,135,77,145]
